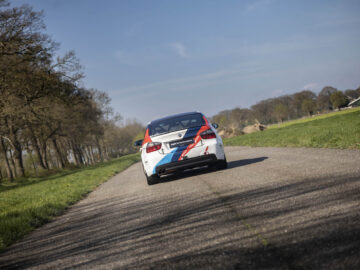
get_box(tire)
[216,156,228,170]
[146,174,159,185]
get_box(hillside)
[224,108,360,149]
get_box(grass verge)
[224,108,360,149]
[0,153,140,251]
[267,107,360,129]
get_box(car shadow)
[158,156,268,184]
[227,157,268,169]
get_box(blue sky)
[13,0,360,123]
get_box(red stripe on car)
[178,120,211,161]
[142,128,152,146]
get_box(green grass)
[225,108,360,149]
[0,153,140,251]
[267,107,360,129]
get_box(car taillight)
[146,142,162,153]
[200,129,216,139]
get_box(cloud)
[115,63,259,96]
[114,65,293,103]
[271,89,285,97]
[246,0,274,11]
[170,42,189,58]
[220,33,348,58]
[303,82,319,90]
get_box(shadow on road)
[227,156,268,169]
[0,162,359,269]
[159,156,268,184]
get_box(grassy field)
[225,108,360,149]
[0,153,140,251]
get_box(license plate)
[169,138,194,148]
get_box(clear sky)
[13,0,360,124]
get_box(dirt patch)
[242,123,266,134]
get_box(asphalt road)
[1,146,360,269]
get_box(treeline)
[212,86,360,132]
[0,1,143,180]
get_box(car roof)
[148,111,202,126]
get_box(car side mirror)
[134,140,143,147]
[212,123,219,129]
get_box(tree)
[292,90,317,117]
[0,2,55,177]
[229,108,255,130]
[211,107,256,133]
[330,91,348,110]
[317,86,337,112]
[0,1,142,179]
[251,100,274,124]
[273,104,288,122]
[301,99,316,116]
[344,89,359,100]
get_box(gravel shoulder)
[1,146,359,269]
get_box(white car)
[135,112,227,185]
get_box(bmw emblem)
[178,133,182,138]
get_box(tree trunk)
[0,137,14,180]
[91,147,97,162]
[71,142,83,165]
[29,128,47,170]
[102,140,109,161]
[77,144,85,165]
[8,149,17,178]
[67,140,78,165]
[72,147,79,165]
[60,140,70,166]
[12,139,25,177]
[8,125,25,177]
[46,144,55,169]
[52,138,65,168]
[41,140,50,170]
[95,137,103,162]
[82,146,91,165]
[88,145,96,164]
[80,146,87,165]
[29,151,38,175]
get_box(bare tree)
[0,2,143,179]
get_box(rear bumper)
[155,154,217,175]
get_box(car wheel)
[146,174,159,185]
[216,156,228,170]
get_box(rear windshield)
[148,113,205,136]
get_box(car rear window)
[148,113,205,136]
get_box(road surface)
[1,146,359,269]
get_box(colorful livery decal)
[153,149,177,174]
[178,116,211,161]
[140,112,226,178]
[178,125,208,160]
[152,126,203,173]
[142,128,152,146]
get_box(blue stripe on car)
[170,145,188,162]
[152,126,202,174]
[153,148,177,174]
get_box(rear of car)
[136,112,227,185]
